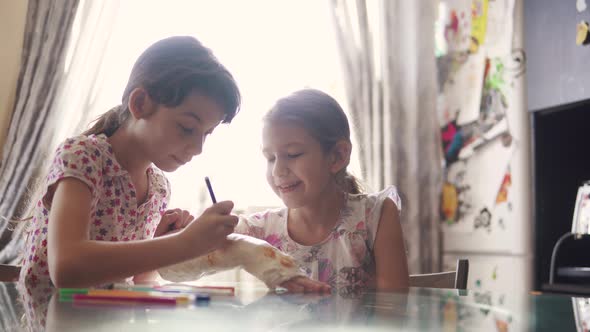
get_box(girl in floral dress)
[236,89,409,296]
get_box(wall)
[525,0,590,111]
[0,1,28,154]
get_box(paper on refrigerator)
[483,0,516,57]
[449,51,486,125]
[444,137,514,232]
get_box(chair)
[409,259,469,290]
[0,264,20,282]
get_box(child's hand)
[279,276,331,294]
[180,201,239,255]
[154,209,194,237]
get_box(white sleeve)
[366,186,402,248]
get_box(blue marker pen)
[205,176,217,204]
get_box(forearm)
[49,233,206,288]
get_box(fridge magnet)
[441,120,465,164]
[476,279,482,288]
[495,169,512,204]
[504,49,526,82]
[577,0,587,13]
[483,0,516,57]
[442,182,459,223]
[576,21,590,46]
[470,0,489,53]
[494,318,509,332]
[474,207,492,232]
[444,164,474,223]
[492,266,498,280]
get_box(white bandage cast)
[158,234,305,289]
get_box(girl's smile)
[276,180,303,194]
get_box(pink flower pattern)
[19,134,170,300]
[235,187,401,296]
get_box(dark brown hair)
[264,89,362,194]
[84,36,241,136]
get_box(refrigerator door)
[441,50,530,255]
[440,1,530,256]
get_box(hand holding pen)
[157,177,220,237]
[177,177,238,255]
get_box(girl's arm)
[133,209,195,285]
[48,178,236,288]
[373,198,410,291]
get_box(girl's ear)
[330,140,352,174]
[128,87,156,119]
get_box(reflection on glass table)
[0,281,585,331]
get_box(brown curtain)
[330,0,442,273]
[0,0,80,263]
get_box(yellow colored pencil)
[87,289,191,305]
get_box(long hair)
[13,36,241,226]
[264,89,363,194]
[84,36,241,136]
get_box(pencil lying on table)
[88,289,191,304]
[72,293,182,305]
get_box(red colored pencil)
[72,293,177,305]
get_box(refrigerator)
[436,0,530,330]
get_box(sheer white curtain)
[0,0,81,263]
[48,0,122,149]
[54,0,359,216]
[330,0,441,274]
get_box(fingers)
[220,215,239,228]
[280,280,304,293]
[281,277,332,294]
[179,210,194,228]
[163,209,193,230]
[206,200,234,215]
[162,210,181,228]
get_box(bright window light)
[61,0,360,213]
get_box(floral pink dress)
[18,134,170,316]
[236,186,401,297]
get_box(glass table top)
[0,281,586,331]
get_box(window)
[59,0,360,214]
